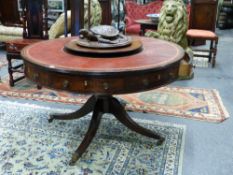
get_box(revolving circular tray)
[64,37,143,57]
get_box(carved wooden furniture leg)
[209,40,213,63]
[6,54,14,87]
[69,102,102,165]
[212,38,218,68]
[48,95,164,165]
[7,52,25,87]
[109,97,165,145]
[48,95,96,122]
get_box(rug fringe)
[178,125,186,175]
[0,99,74,113]
[213,89,230,119]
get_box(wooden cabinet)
[190,0,218,32]
[0,0,22,26]
[218,2,233,29]
[98,0,112,25]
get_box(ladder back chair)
[6,0,49,86]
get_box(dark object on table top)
[79,29,99,42]
[90,25,119,39]
[78,26,132,49]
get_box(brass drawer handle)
[84,80,88,87]
[103,82,109,90]
[63,80,69,89]
[143,79,149,86]
[32,73,39,81]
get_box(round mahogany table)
[21,36,184,165]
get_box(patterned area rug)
[0,100,185,174]
[0,59,229,123]
[119,86,229,123]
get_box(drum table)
[21,36,184,165]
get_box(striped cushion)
[0,35,22,42]
[0,25,23,42]
[0,25,23,36]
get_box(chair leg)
[212,39,218,68]
[6,54,26,87]
[6,55,14,87]
[187,37,193,47]
[209,40,213,63]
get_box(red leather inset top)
[21,36,184,74]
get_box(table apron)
[24,61,180,95]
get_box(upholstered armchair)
[124,0,164,35]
